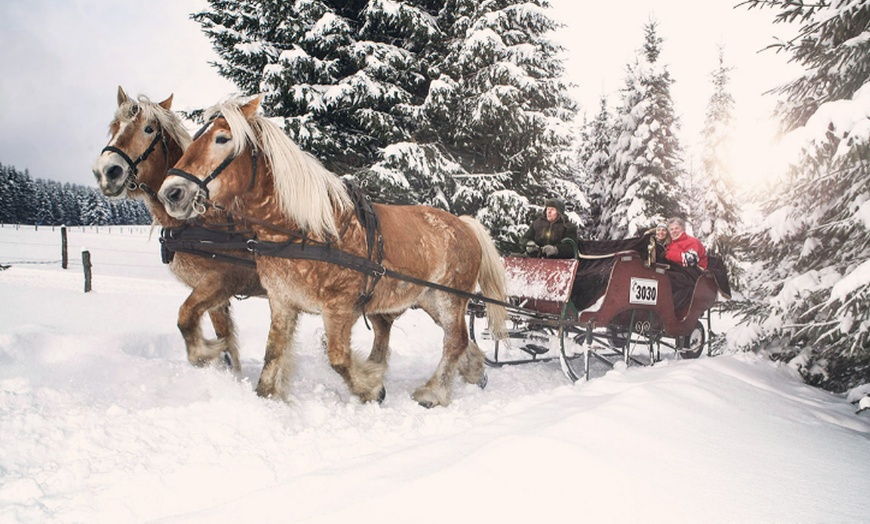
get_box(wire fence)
[0,223,168,284]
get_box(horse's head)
[158,95,262,220]
[93,86,189,199]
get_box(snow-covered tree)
[580,96,614,239]
[80,189,113,226]
[599,22,688,238]
[693,46,742,285]
[194,0,580,248]
[738,0,870,392]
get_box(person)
[662,217,707,313]
[655,223,670,249]
[664,217,707,270]
[521,198,577,258]
[646,222,670,264]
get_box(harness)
[159,116,515,315]
[101,119,168,200]
[159,222,257,268]
[166,115,258,215]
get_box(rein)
[184,194,516,312]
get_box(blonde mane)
[206,96,352,240]
[114,95,192,151]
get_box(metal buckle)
[192,189,208,215]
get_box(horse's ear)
[240,94,263,119]
[117,85,129,106]
[159,94,174,110]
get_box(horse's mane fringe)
[115,95,192,151]
[210,96,351,240]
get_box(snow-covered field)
[1,225,869,523]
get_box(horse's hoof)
[377,387,386,404]
[417,399,436,409]
[477,372,488,390]
[222,350,234,369]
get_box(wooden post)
[61,226,68,269]
[82,250,92,293]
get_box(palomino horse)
[92,86,265,372]
[158,95,508,407]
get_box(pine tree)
[194,0,435,174]
[194,0,580,248]
[0,164,13,224]
[580,96,614,239]
[694,47,742,285]
[80,189,113,226]
[600,22,687,238]
[738,0,870,391]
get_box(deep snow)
[1,225,869,523]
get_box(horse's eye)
[215,135,230,145]
[144,125,155,134]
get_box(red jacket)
[665,232,708,270]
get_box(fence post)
[82,250,92,293]
[61,226,68,269]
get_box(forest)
[0,163,150,226]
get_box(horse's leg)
[207,301,241,373]
[255,305,299,401]
[323,309,387,403]
[367,313,399,365]
[456,304,487,388]
[178,281,237,370]
[412,295,472,408]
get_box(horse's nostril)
[107,165,123,180]
[167,187,184,203]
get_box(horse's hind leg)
[367,313,399,365]
[458,338,487,388]
[207,301,241,373]
[323,309,387,403]
[413,296,472,408]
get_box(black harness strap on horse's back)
[343,179,384,317]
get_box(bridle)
[166,115,258,215]
[101,107,168,199]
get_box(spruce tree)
[694,47,742,285]
[194,0,580,249]
[739,0,870,391]
[600,22,687,238]
[580,96,614,239]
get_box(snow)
[830,258,870,304]
[2,225,870,523]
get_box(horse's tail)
[460,216,508,340]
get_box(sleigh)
[467,235,731,381]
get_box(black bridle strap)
[167,147,258,201]
[101,130,163,176]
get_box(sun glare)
[728,114,794,194]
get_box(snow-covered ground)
[1,225,869,523]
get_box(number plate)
[629,277,658,305]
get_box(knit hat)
[544,198,565,214]
[656,222,667,229]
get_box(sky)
[2,225,870,522]
[0,0,799,190]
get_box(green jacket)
[522,215,578,258]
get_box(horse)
[92,86,265,372]
[157,94,508,408]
